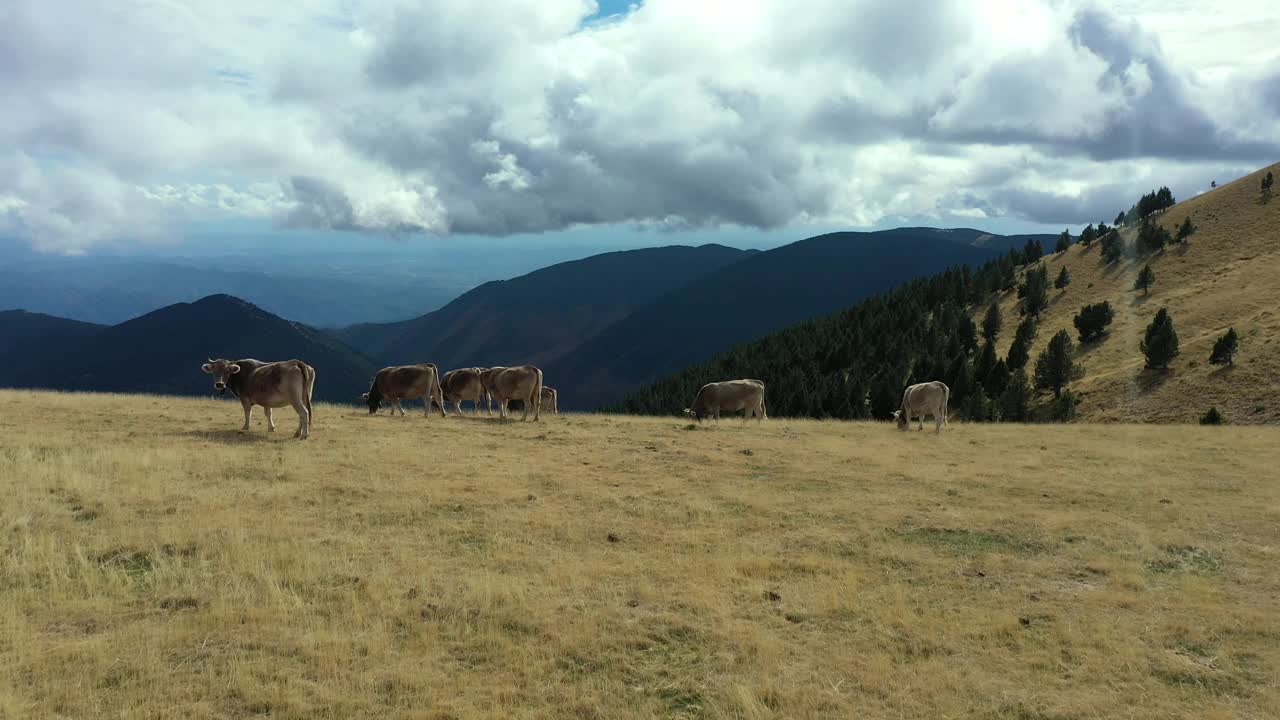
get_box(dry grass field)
[981,161,1280,424]
[2,390,1278,719]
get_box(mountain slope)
[612,162,1280,424]
[552,228,1047,409]
[334,244,752,368]
[985,161,1280,423]
[0,295,379,402]
[0,309,104,350]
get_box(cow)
[684,379,767,422]
[485,365,543,421]
[200,358,315,439]
[440,367,489,416]
[894,381,950,433]
[541,386,559,415]
[479,366,506,415]
[362,364,447,418]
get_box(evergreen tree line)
[610,248,1088,422]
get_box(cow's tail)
[532,367,544,421]
[943,382,950,426]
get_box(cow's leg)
[392,399,405,417]
[291,398,310,439]
[241,401,253,432]
[520,394,530,421]
[265,407,277,432]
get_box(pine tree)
[1134,263,1155,295]
[1022,239,1043,265]
[1054,265,1071,290]
[984,358,1010,399]
[1079,224,1096,247]
[982,302,1002,343]
[975,340,998,385]
[1137,219,1171,253]
[1141,308,1179,370]
[1115,210,1126,226]
[1020,264,1049,317]
[1100,229,1124,263]
[1073,301,1114,342]
[1048,390,1077,422]
[1055,229,1071,253]
[1176,216,1196,243]
[1209,327,1239,366]
[1200,407,1224,425]
[962,390,989,422]
[1006,317,1037,371]
[999,369,1032,422]
[957,315,978,355]
[1033,329,1075,398]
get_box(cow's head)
[893,410,909,431]
[361,384,383,414]
[200,358,240,394]
[683,407,702,422]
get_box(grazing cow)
[684,379,767,422]
[201,358,315,439]
[486,365,543,421]
[362,364,447,418]
[894,381,950,433]
[541,385,559,415]
[440,367,488,416]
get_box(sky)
[1,0,1277,255]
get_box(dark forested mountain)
[0,310,104,351]
[333,244,753,368]
[550,228,1049,409]
[0,295,378,402]
[609,249,1032,419]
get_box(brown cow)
[541,385,559,415]
[362,364,447,418]
[684,379,766,422]
[441,367,488,416]
[201,358,315,439]
[486,365,543,421]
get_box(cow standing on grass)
[486,366,544,421]
[894,381,950,433]
[440,367,488,416]
[200,358,315,439]
[363,364,447,418]
[684,379,767,422]
[541,386,559,415]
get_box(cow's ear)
[229,364,241,374]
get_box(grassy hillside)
[989,161,1280,423]
[2,390,1277,718]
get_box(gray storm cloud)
[0,0,1276,251]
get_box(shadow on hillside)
[1209,364,1237,379]
[1135,368,1172,392]
[1074,337,1110,360]
[180,429,273,444]
[1130,293,1155,308]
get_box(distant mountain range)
[1,229,1052,408]
[0,296,377,402]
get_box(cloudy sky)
[2,0,1277,254]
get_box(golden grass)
[984,160,1280,424]
[2,390,1278,719]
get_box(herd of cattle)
[198,358,952,439]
